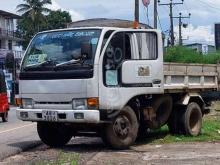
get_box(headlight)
[72,99,87,110]
[72,98,99,110]
[22,98,34,109]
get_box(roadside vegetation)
[139,114,220,144]
[164,46,220,64]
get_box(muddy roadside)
[1,137,220,165]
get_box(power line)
[157,11,164,32]
[159,0,184,46]
[143,5,150,26]
[196,0,220,11]
[146,6,150,25]
[183,0,190,13]
[173,12,191,45]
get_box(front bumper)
[16,108,100,123]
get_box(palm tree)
[17,0,52,32]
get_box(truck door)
[121,31,163,87]
[99,30,164,110]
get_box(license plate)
[42,111,58,122]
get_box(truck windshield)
[22,29,101,71]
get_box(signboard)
[202,44,208,55]
[3,70,12,103]
[215,24,220,50]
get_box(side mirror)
[81,42,92,59]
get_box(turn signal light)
[16,98,22,106]
[87,98,99,109]
[133,21,139,29]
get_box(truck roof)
[67,18,152,29]
[38,27,159,35]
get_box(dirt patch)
[1,137,104,165]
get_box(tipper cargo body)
[164,63,219,91]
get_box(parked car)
[0,70,9,122]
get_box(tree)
[16,0,51,48]
[16,0,73,49]
[17,0,51,32]
[46,10,72,30]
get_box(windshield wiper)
[54,59,93,71]
[55,59,81,67]
[24,60,55,71]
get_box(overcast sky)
[0,0,219,45]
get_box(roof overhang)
[0,10,21,19]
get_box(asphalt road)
[0,107,41,160]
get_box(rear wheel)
[37,122,72,147]
[181,102,202,136]
[2,112,8,122]
[103,106,139,149]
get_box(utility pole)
[169,2,174,46]
[154,0,158,29]
[159,0,184,46]
[134,0,139,28]
[173,12,191,45]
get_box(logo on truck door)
[137,66,150,77]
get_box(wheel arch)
[178,93,205,113]
[126,95,143,122]
[125,94,173,123]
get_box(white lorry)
[17,27,219,149]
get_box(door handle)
[153,79,161,84]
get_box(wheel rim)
[189,109,200,133]
[113,115,131,139]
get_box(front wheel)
[1,112,8,122]
[103,106,139,149]
[37,122,72,147]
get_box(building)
[67,18,152,29]
[184,43,216,55]
[0,10,24,69]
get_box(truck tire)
[103,106,139,149]
[150,95,173,129]
[167,106,183,134]
[181,102,202,136]
[1,112,8,122]
[37,122,72,147]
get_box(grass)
[34,152,79,165]
[143,115,220,144]
[164,46,220,64]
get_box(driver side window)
[103,32,131,86]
